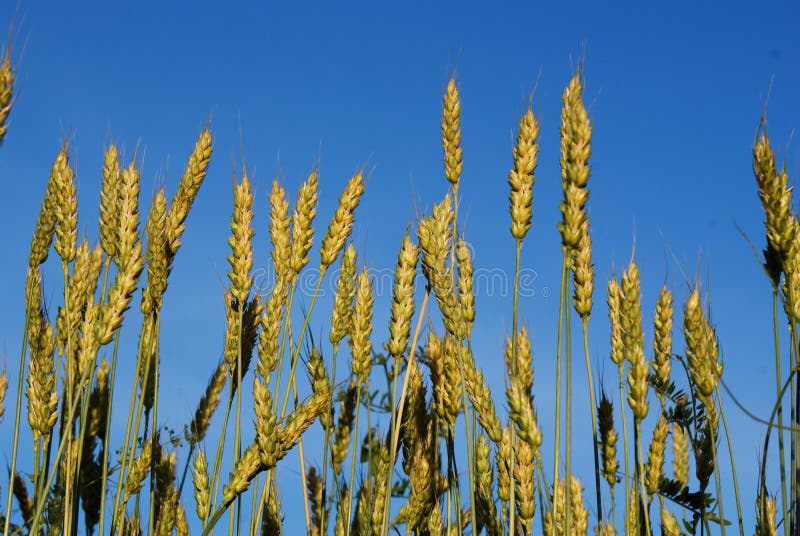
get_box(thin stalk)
[759,368,797,500]
[148,316,162,536]
[279,272,326,419]
[388,289,430,486]
[344,385,364,536]
[565,270,573,536]
[582,322,602,524]
[111,313,158,529]
[509,238,522,536]
[455,342,477,536]
[771,288,790,536]
[549,254,568,536]
[98,329,123,536]
[207,392,234,521]
[72,373,95,536]
[177,443,195,497]
[716,388,743,536]
[789,321,800,536]
[249,473,260,536]
[634,423,651,536]
[617,363,630,518]
[271,281,295,414]
[2,281,35,536]
[291,371,313,534]
[321,343,340,536]
[229,305,246,536]
[709,410,726,536]
[61,264,76,536]
[610,487,617,534]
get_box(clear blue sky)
[0,0,798,532]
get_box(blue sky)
[0,0,798,532]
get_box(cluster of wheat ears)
[0,43,799,536]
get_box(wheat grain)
[330,242,357,347]
[598,394,618,488]
[289,170,319,278]
[442,77,463,186]
[141,187,168,316]
[166,128,213,254]
[12,474,33,528]
[53,143,78,264]
[124,438,153,501]
[29,160,60,267]
[192,448,210,521]
[496,425,513,506]
[331,380,357,476]
[514,438,536,532]
[320,170,364,267]
[461,346,503,443]
[257,282,288,382]
[97,162,144,346]
[223,442,263,504]
[645,416,668,496]
[607,278,624,367]
[278,389,330,459]
[253,377,279,468]
[571,220,594,320]
[509,107,538,240]
[369,444,391,535]
[100,143,121,258]
[427,332,460,429]
[754,130,794,275]
[558,72,592,253]
[26,309,57,441]
[672,423,689,489]
[188,361,228,443]
[544,475,588,536]
[661,506,682,536]
[683,287,722,400]
[387,232,418,359]
[228,172,255,304]
[653,285,674,386]
[456,237,475,331]
[475,434,500,535]
[755,491,777,536]
[0,51,14,145]
[307,465,327,536]
[349,266,374,385]
[622,262,649,422]
[0,369,6,423]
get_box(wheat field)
[0,16,798,536]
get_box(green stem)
[98,329,122,536]
[321,343,340,536]
[147,315,162,536]
[207,392,233,523]
[582,321,603,524]
[456,341,477,536]
[709,405,726,536]
[549,253,568,536]
[344,385,364,536]
[111,313,157,531]
[635,422,651,536]
[617,363,630,522]
[388,290,430,496]
[716,388,743,536]
[279,271,326,419]
[565,267,573,536]
[771,288,790,536]
[2,280,34,536]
